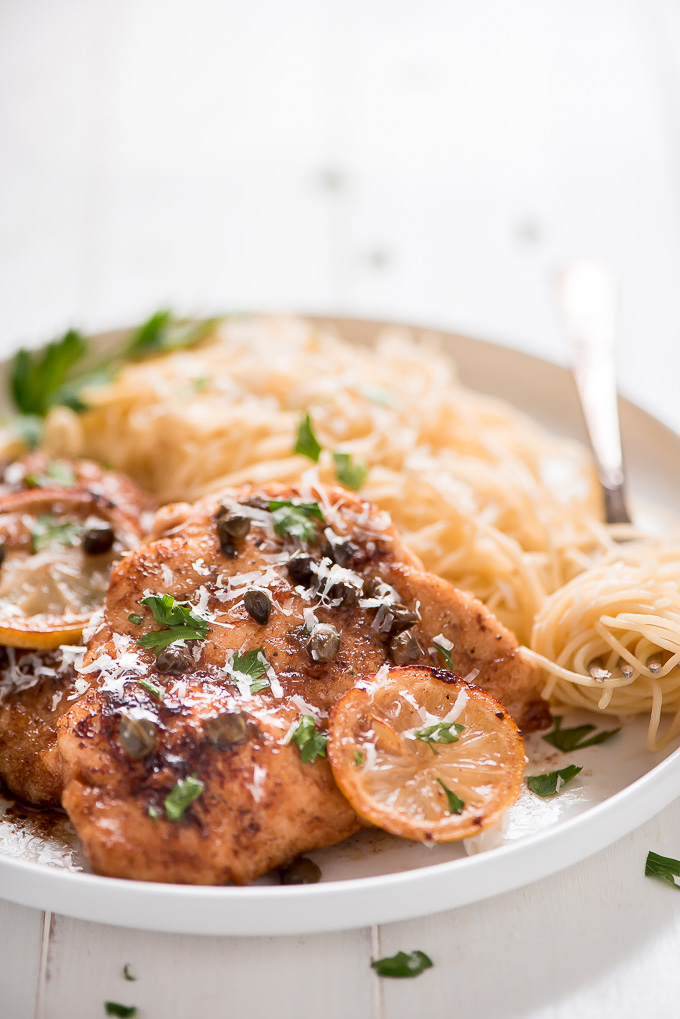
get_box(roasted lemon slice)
[328,665,525,841]
[0,488,139,649]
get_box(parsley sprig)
[436,777,465,814]
[527,765,583,798]
[332,452,369,491]
[269,499,325,543]
[229,648,271,693]
[136,594,209,652]
[11,329,87,416]
[293,715,328,763]
[413,721,464,755]
[371,950,433,978]
[164,774,204,821]
[542,715,621,752]
[31,514,84,552]
[645,850,680,889]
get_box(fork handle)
[556,259,632,525]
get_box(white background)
[2,1,680,1016]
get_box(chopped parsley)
[136,593,209,652]
[414,721,464,755]
[148,805,159,821]
[293,715,328,763]
[294,413,322,462]
[10,328,87,417]
[645,850,680,889]
[165,775,204,821]
[122,963,136,982]
[354,750,364,765]
[25,460,76,488]
[31,514,84,552]
[371,950,433,978]
[128,613,143,626]
[542,715,621,753]
[229,648,272,693]
[11,414,43,450]
[269,499,325,543]
[332,451,369,491]
[138,678,164,701]
[105,1005,137,1018]
[436,778,465,815]
[432,641,454,671]
[527,764,583,798]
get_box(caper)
[323,534,356,567]
[306,622,341,662]
[364,576,396,600]
[204,711,248,749]
[82,521,115,555]
[156,643,194,674]
[390,629,422,666]
[388,603,419,634]
[216,516,239,557]
[330,579,362,607]
[119,713,158,759]
[286,552,314,585]
[216,508,251,540]
[279,856,322,885]
[243,589,271,625]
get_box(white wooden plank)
[377,797,680,1019]
[42,918,376,1019]
[0,901,45,1019]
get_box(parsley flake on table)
[435,777,465,814]
[432,641,454,671]
[332,451,369,491]
[165,775,204,821]
[105,1004,137,1018]
[527,764,583,797]
[136,593,209,652]
[542,715,621,752]
[645,850,680,889]
[293,715,328,764]
[294,413,322,462]
[269,499,325,542]
[122,963,136,982]
[414,721,464,755]
[30,514,84,552]
[371,950,433,978]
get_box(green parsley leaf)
[10,329,88,417]
[354,750,364,765]
[138,678,164,701]
[436,777,465,814]
[126,310,220,360]
[293,715,328,764]
[294,413,322,462]
[31,514,84,552]
[249,676,271,694]
[136,594,209,652]
[332,451,369,491]
[123,963,136,982]
[25,460,76,488]
[414,721,464,755]
[165,774,204,821]
[148,805,159,821]
[9,414,43,450]
[371,950,433,978]
[269,499,325,543]
[527,764,583,798]
[128,613,143,626]
[645,850,680,889]
[542,715,621,753]
[105,1004,137,1018]
[432,641,454,671]
[230,648,268,679]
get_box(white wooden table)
[3,1,680,1015]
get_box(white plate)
[1,315,679,936]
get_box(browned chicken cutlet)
[0,456,152,806]
[59,481,549,885]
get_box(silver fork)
[555,258,632,525]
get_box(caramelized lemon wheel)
[328,666,525,841]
